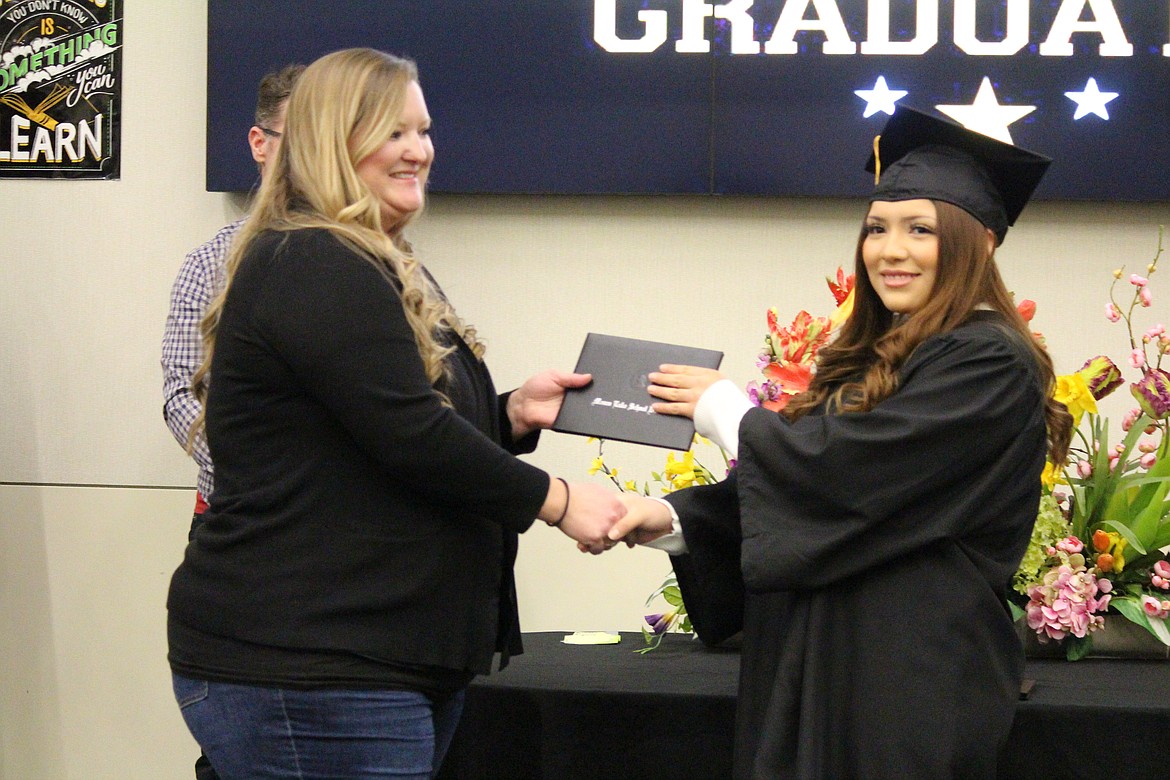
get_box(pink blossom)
[1106,303,1122,322]
[1097,578,1113,594]
[1055,536,1083,554]
[1141,288,1153,307]
[1076,460,1093,479]
[1141,452,1158,469]
[1025,561,1108,642]
[1131,274,1149,287]
[1130,348,1146,369]
[1153,576,1169,589]
[1122,408,1142,431]
[1147,324,1167,339]
[1141,595,1169,619]
[1154,561,1170,579]
[1108,454,1120,472]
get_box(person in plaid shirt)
[161,64,303,533]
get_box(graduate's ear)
[984,228,996,255]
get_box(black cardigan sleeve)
[245,229,549,531]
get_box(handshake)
[512,364,727,553]
[541,483,677,555]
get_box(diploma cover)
[553,333,724,451]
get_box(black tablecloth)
[438,632,1170,779]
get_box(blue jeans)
[173,673,464,779]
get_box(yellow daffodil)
[589,456,605,476]
[1054,373,1098,426]
[663,451,698,491]
[1040,461,1067,491]
[1106,532,1127,572]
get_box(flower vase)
[1017,616,1170,660]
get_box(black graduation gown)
[667,313,1046,780]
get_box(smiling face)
[862,198,940,315]
[354,80,434,232]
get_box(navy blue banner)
[207,1,1170,201]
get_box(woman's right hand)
[540,480,627,554]
[647,364,726,420]
[609,494,674,546]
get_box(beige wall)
[1,1,1166,777]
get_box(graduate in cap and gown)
[607,107,1074,779]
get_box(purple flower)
[1131,369,1170,420]
[644,610,678,635]
[1077,356,1124,401]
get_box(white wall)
[1,1,1166,777]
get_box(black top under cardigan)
[167,228,550,691]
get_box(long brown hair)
[785,200,1072,465]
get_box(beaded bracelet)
[548,477,569,527]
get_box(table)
[438,632,1170,779]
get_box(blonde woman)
[167,48,624,779]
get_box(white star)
[935,78,1035,145]
[854,76,908,118]
[1065,77,1118,120]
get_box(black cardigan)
[167,228,549,679]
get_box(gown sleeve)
[665,471,747,646]
[733,322,1046,593]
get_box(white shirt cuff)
[693,378,752,460]
[641,497,688,554]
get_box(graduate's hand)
[606,494,674,547]
[507,370,592,440]
[647,364,726,420]
[547,482,626,555]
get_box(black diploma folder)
[553,333,724,451]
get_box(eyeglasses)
[259,127,282,139]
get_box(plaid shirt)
[161,219,243,500]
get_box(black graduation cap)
[864,106,1051,245]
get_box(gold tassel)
[873,135,881,185]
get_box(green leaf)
[1148,504,1170,549]
[1110,595,1170,645]
[1110,594,1148,624]
[1065,635,1092,661]
[1008,601,1026,623]
[1099,518,1148,556]
[1086,415,1150,526]
[1148,616,1170,645]
[661,585,684,607]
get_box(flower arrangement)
[589,434,725,651]
[1011,228,1170,660]
[593,236,1170,661]
[588,270,855,651]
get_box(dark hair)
[254,64,306,127]
[785,199,1071,465]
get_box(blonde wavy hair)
[784,200,1072,466]
[188,48,482,451]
